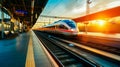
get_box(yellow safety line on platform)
[25,36,35,67]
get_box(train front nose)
[70,29,78,35]
[71,28,78,32]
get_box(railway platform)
[0,30,57,67]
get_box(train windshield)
[63,20,76,28]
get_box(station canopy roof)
[1,0,48,26]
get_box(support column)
[31,0,35,27]
[0,5,5,38]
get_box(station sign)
[15,10,28,16]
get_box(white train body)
[39,19,79,37]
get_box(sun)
[97,20,105,26]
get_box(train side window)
[59,24,68,29]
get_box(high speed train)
[38,19,79,38]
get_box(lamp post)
[85,0,92,34]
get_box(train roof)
[43,19,76,28]
[53,19,75,23]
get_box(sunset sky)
[40,0,120,18]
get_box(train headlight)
[71,29,74,31]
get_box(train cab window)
[63,20,76,28]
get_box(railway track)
[34,31,120,67]
[81,41,120,55]
[48,32,120,55]
[48,35,120,66]
[71,36,120,55]
[35,31,101,67]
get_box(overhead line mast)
[85,0,92,34]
